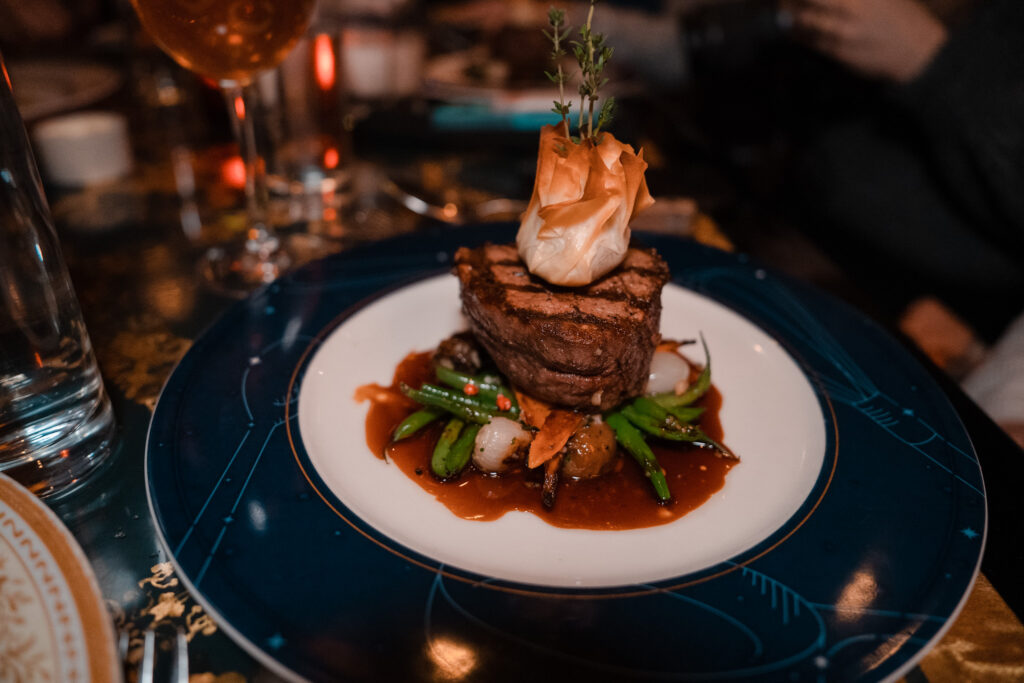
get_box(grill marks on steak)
[454,243,669,411]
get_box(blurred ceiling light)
[222,155,247,190]
[315,33,336,91]
[324,146,340,170]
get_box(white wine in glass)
[132,0,318,293]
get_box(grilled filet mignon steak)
[454,243,670,412]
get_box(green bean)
[631,397,679,431]
[444,423,482,478]
[431,417,465,478]
[434,364,499,395]
[691,428,737,459]
[632,396,670,421]
[622,405,733,457]
[400,384,493,424]
[630,396,704,429]
[664,405,705,424]
[434,365,520,417]
[392,406,445,441]
[419,383,500,413]
[652,333,712,408]
[606,412,671,503]
[621,405,693,440]
[624,405,711,442]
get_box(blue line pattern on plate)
[682,265,983,498]
[171,336,313,565]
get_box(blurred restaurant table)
[4,0,1024,680]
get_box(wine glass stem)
[222,82,278,258]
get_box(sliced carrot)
[657,339,690,352]
[527,409,585,469]
[353,383,416,408]
[514,388,552,430]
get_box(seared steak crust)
[454,243,670,411]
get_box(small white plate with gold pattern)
[0,473,120,682]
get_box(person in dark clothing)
[784,0,1024,341]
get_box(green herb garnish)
[544,1,614,142]
[544,7,572,134]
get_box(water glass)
[0,55,116,498]
[257,28,353,238]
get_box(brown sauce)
[361,351,736,531]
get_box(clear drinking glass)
[0,55,116,498]
[259,29,352,237]
[131,0,319,295]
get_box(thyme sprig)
[544,8,572,134]
[543,1,615,143]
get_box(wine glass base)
[199,243,292,298]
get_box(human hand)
[785,0,948,82]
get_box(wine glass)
[132,0,318,294]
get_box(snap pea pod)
[400,384,493,424]
[434,365,520,417]
[431,417,465,478]
[443,423,482,479]
[652,333,712,408]
[392,406,445,441]
[606,412,671,503]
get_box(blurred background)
[3,3,1022,680]
[2,0,1020,440]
